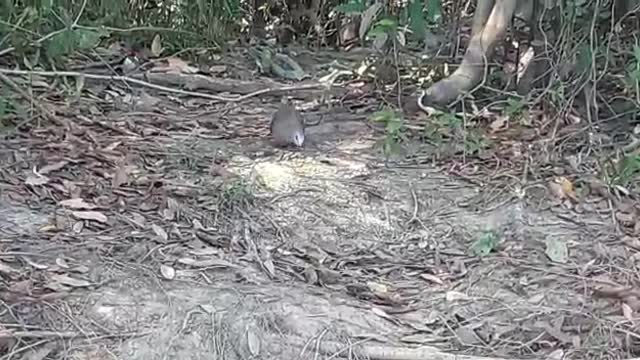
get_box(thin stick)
[0,68,325,103]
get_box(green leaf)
[75,29,102,50]
[368,18,397,41]
[470,230,500,257]
[1,0,14,20]
[46,28,76,58]
[0,97,7,119]
[56,5,75,27]
[505,97,524,117]
[408,0,426,41]
[371,109,396,123]
[367,25,386,37]
[442,113,462,129]
[633,45,640,62]
[614,155,640,186]
[376,17,397,30]
[575,43,593,74]
[386,119,403,133]
[360,2,382,40]
[34,0,52,14]
[335,0,367,14]
[425,0,442,24]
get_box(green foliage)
[333,0,442,44]
[424,0,441,24]
[565,0,590,19]
[504,97,524,118]
[370,18,397,35]
[368,16,398,46]
[0,0,239,66]
[423,112,457,145]
[423,111,490,155]
[575,43,594,75]
[0,97,9,128]
[470,229,500,257]
[221,178,254,208]
[503,96,532,126]
[407,0,426,41]
[624,45,640,97]
[464,130,490,155]
[610,154,640,187]
[334,0,367,14]
[371,108,406,156]
[45,28,104,58]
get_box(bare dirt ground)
[1,50,638,360]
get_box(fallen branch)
[313,339,526,360]
[0,68,326,103]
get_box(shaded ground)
[0,52,638,360]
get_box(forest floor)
[1,46,639,360]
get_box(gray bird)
[270,99,305,147]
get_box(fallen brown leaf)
[38,224,57,232]
[112,165,129,188]
[419,273,444,285]
[72,221,84,233]
[72,265,90,274]
[150,34,164,57]
[622,302,634,321]
[549,176,577,201]
[56,258,70,268]
[59,198,96,210]
[39,160,69,175]
[25,174,49,186]
[445,291,469,302]
[160,264,176,280]
[104,141,122,151]
[367,281,389,295]
[247,325,261,356]
[151,224,168,242]
[489,115,509,133]
[22,257,48,270]
[72,211,108,223]
[371,307,393,320]
[50,274,91,288]
[177,257,239,268]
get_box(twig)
[269,187,322,205]
[0,68,324,103]
[405,183,419,226]
[0,330,78,339]
[319,339,522,360]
